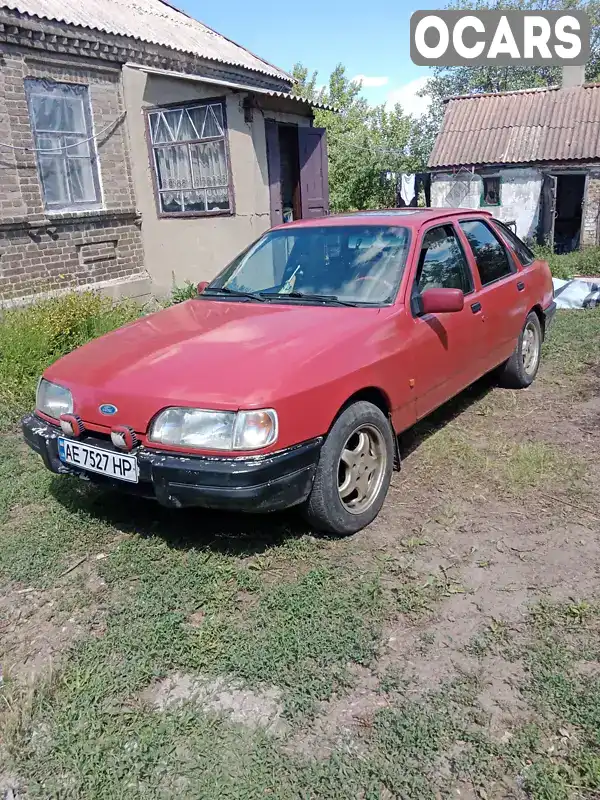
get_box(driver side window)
[416,224,473,295]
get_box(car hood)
[45,298,382,431]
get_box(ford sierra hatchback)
[23,209,556,535]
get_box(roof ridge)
[444,84,560,102]
[444,82,600,103]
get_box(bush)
[0,291,142,424]
[169,281,198,306]
[532,244,600,280]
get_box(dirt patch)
[0,773,23,800]
[0,566,107,682]
[186,609,206,628]
[0,585,84,681]
[474,656,532,740]
[285,664,388,759]
[140,672,290,736]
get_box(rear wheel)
[497,311,542,389]
[303,401,394,535]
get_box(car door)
[456,218,529,370]
[407,222,489,420]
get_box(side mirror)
[420,288,464,315]
[197,281,209,295]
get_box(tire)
[302,401,394,536]
[497,311,543,389]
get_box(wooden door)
[298,127,329,218]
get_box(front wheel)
[497,311,542,389]
[302,401,394,535]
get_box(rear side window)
[493,220,535,266]
[416,224,473,294]
[459,219,515,286]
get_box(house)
[0,0,331,303]
[428,66,600,253]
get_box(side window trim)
[458,217,517,288]
[410,222,474,315]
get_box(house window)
[147,102,232,216]
[25,79,102,212]
[482,176,501,206]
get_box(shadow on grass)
[49,476,312,557]
[47,374,498,554]
[399,372,496,459]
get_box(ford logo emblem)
[99,404,118,416]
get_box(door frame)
[551,170,588,252]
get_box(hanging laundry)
[400,174,416,206]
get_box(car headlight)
[149,408,278,451]
[36,378,73,419]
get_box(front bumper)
[21,414,322,512]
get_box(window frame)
[25,78,103,214]
[410,222,475,316]
[458,217,517,288]
[480,175,502,207]
[144,96,235,219]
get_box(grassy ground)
[1,309,600,799]
[532,245,600,280]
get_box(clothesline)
[0,112,127,153]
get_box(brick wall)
[582,171,600,247]
[0,45,145,301]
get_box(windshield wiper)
[260,291,357,307]
[202,286,265,302]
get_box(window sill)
[0,209,141,233]
[157,209,234,220]
[45,208,140,223]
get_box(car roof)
[272,208,493,231]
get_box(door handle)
[517,281,525,291]
[471,302,482,313]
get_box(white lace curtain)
[149,103,231,214]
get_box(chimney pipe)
[562,64,586,89]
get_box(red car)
[23,209,555,535]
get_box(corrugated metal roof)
[429,84,600,168]
[2,0,290,80]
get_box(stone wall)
[582,172,600,247]
[0,45,146,302]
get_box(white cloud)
[352,74,390,88]
[386,76,430,117]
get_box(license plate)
[58,438,139,484]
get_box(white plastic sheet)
[552,278,600,309]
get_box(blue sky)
[178,0,443,115]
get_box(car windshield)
[207,225,411,305]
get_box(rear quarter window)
[493,220,536,266]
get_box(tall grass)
[0,292,142,425]
[533,244,600,280]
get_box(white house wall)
[431,168,542,242]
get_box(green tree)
[419,0,600,151]
[292,63,426,212]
